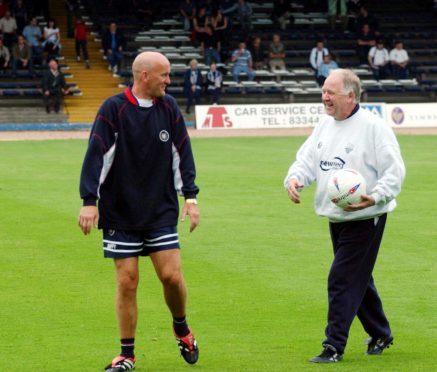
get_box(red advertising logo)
[202,106,233,128]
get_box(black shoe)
[104,355,135,371]
[309,344,343,363]
[174,328,199,364]
[366,335,394,355]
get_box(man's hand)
[78,205,99,235]
[181,202,200,232]
[287,178,304,204]
[343,194,375,212]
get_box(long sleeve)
[370,124,406,205]
[170,103,199,199]
[283,128,318,189]
[79,101,118,206]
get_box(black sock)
[173,316,190,337]
[120,338,135,358]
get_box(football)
[327,168,367,208]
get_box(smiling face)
[322,71,357,120]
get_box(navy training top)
[79,87,199,231]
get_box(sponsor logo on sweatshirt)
[320,157,345,171]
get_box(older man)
[79,52,200,371]
[284,69,405,363]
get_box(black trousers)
[324,214,391,354]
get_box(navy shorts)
[102,226,180,258]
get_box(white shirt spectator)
[389,48,408,64]
[44,26,60,43]
[0,15,17,33]
[310,47,329,70]
[368,46,389,66]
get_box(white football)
[327,168,367,208]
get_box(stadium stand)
[1,0,436,125]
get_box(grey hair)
[331,69,362,103]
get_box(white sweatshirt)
[284,107,406,222]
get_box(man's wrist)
[185,198,198,205]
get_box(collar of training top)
[346,104,360,119]
[124,86,157,106]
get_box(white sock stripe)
[144,239,179,247]
[145,233,178,242]
[103,239,143,246]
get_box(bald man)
[78,52,200,371]
[284,69,405,363]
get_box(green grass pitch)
[0,135,436,371]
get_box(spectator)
[102,22,125,74]
[237,0,252,31]
[310,40,329,73]
[0,10,17,49]
[316,54,338,86]
[183,59,203,114]
[271,0,293,30]
[368,39,389,80]
[11,34,34,78]
[0,37,10,74]
[356,23,376,65]
[220,0,238,29]
[390,41,409,79]
[192,7,209,48]
[42,58,69,113]
[268,33,286,71]
[231,41,255,83]
[12,0,28,34]
[134,0,158,31]
[249,35,266,70]
[75,18,90,68]
[212,9,229,59]
[43,18,61,61]
[23,17,43,65]
[204,0,218,17]
[327,0,348,30]
[0,0,9,18]
[355,5,380,35]
[180,0,196,31]
[206,61,223,104]
[203,24,221,65]
[65,0,80,38]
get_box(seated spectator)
[268,34,286,71]
[180,0,196,31]
[316,54,338,86]
[42,58,69,113]
[11,34,34,78]
[237,0,252,31]
[102,22,125,74]
[271,0,293,30]
[183,59,203,114]
[390,41,409,79]
[368,39,390,80]
[0,38,10,73]
[134,0,158,31]
[204,0,218,17]
[355,5,380,36]
[356,23,376,65]
[203,25,221,65]
[327,0,348,31]
[0,0,9,18]
[23,17,43,65]
[231,41,255,83]
[0,10,17,49]
[75,18,90,68]
[192,7,209,48]
[206,62,223,104]
[249,35,266,70]
[309,40,329,74]
[212,9,229,60]
[220,0,238,29]
[43,18,61,61]
[12,0,28,34]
